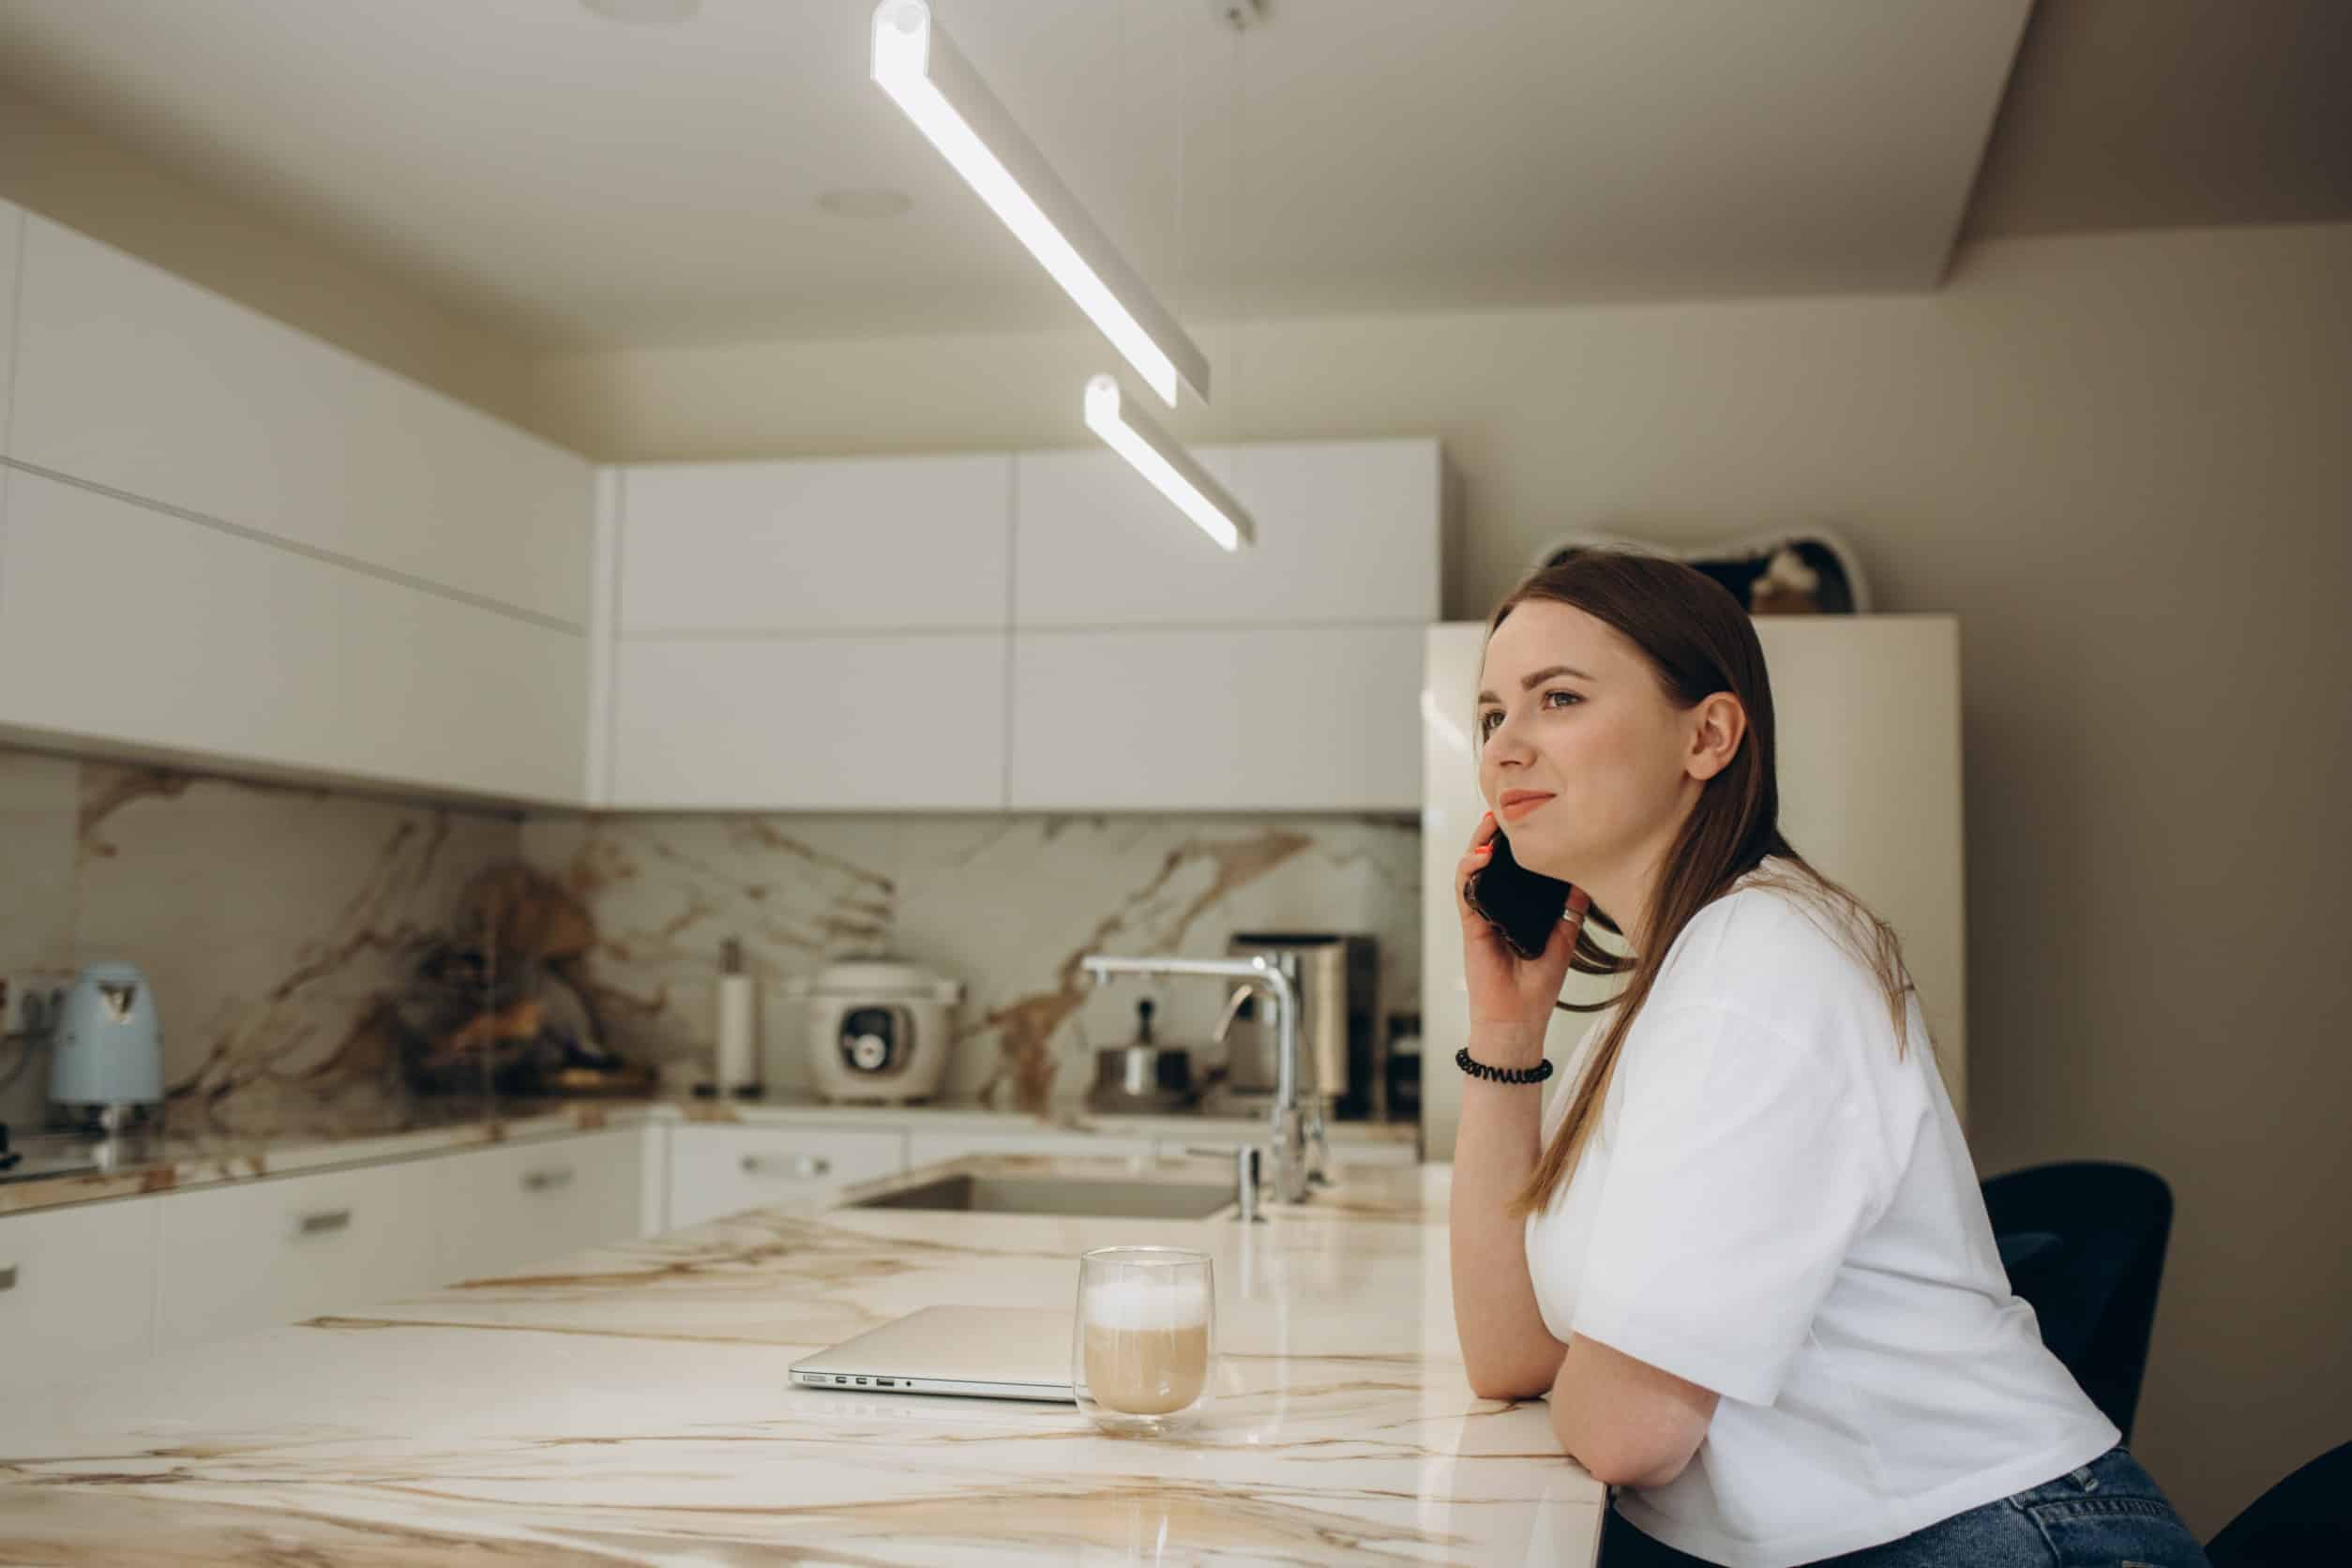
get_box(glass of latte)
[1073,1245,1216,1436]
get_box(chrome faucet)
[1078,952,1310,1206]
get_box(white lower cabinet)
[153,1160,441,1357]
[665,1123,907,1230]
[0,1197,160,1394]
[433,1129,647,1284]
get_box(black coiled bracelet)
[1455,1047,1554,1085]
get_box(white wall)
[529,222,2352,1536]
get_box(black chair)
[2205,1440,2352,1567]
[1981,1159,2171,1441]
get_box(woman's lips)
[1499,792,1554,822]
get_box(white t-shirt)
[1523,858,2118,1568]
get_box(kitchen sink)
[849,1173,1234,1221]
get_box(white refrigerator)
[1420,616,1969,1159]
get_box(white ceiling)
[0,0,2043,349]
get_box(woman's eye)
[1477,691,1578,739]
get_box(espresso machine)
[1203,932,1383,1121]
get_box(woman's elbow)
[1464,1357,1550,1403]
[1560,1422,1701,1489]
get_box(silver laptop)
[792,1305,1076,1402]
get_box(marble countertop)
[0,1095,1420,1217]
[0,1153,1605,1565]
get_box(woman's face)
[1474,599,1703,884]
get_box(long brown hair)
[1495,548,1923,1219]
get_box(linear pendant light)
[870,0,1210,408]
[1084,375,1255,552]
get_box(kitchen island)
[0,1154,1606,1564]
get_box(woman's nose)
[1483,711,1534,760]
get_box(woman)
[1447,550,2208,1567]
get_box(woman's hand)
[1455,811,1592,1065]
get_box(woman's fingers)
[1455,812,1496,913]
[1463,809,1497,879]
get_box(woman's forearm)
[1449,1034,1570,1400]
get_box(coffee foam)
[1083,1276,1211,1332]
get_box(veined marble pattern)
[520,813,1423,1116]
[0,1159,1606,1565]
[0,1098,1414,1218]
[0,752,79,1129]
[3,741,1421,1143]
[0,746,520,1138]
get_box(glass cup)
[1072,1245,1216,1437]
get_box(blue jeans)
[1598,1445,2212,1567]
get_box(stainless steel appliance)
[1085,997,1199,1115]
[1205,933,1382,1121]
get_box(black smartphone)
[1464,828,1576,960]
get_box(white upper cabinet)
[1008,626,1425,811]
[610,631,1006,809]
[1014,440,1440,627]
[0,472,584,804]
[618,455,1012,633]
[0,200,21,453]
[8,216,591,626]
[599,453,1016,810]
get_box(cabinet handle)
[0,1264,17,1293]
[742,1153,830,1179]
[296,1208,353,1236]
[521,1168,575,1193]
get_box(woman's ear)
[1686,692,1746,781]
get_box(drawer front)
[433,1129,646,1285]
[153,1162,439,1356]
[666,1124,905,1230]
[905,1129,1155,1170]
[0,1198,159,1394]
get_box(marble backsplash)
[517,813,1423,1116]
[0,747,519,1138]
[1,744,1422,1138]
